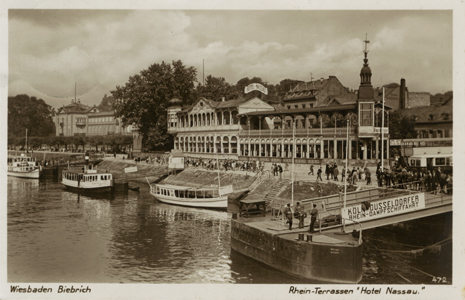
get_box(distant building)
[282,76,358,109]
[397,96,453,139]
[54,100,132,137]
[374,78,430,110]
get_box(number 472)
[432,277,447,283]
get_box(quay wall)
[96,160,168,183]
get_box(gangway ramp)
[301,186,452,233]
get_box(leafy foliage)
[111,60,197,150]
[8,94,56,138]
[389,110,417,139]
[97,94,114,112]
[196,75,240,101]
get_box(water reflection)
[7,176,451,284]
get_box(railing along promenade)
[172,124,358,137]
[295,182,452,233]
[238,127,357,137]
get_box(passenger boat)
[7,155,41,179]
[62,165,113,193]
[149,184,228,209]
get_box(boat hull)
[63,184,113,193]
[7,169,40,179]
[151,193,228,209]
[231,220,363,284]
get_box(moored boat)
[149,183,228,209]
[7,155,41,179]
[230,212,363,283]
[62,166,113,193]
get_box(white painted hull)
[7,169,40,179]
[62,178,113,192]
[150,192,228,209]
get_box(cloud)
[8,10,452,108]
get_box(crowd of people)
[131,153,452,194]
[133,154,169,165]
[375,163,452,194]
[183,157,265,172]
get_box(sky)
[7,9,453,108]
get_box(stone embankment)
[97,160,168,183]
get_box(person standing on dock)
[295,202,305,228]
[309,204,318,233]
[284,204,293,230]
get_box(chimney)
[222,97,225,102]
[400,78,406,109]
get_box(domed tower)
[358,34,374,100]
[167,96,182,134]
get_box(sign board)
[245,83,268,95]
[390,139,402,146]
[219,185,233,196]
[169,157,185,169]
[341,192,426,223]
[125,166,138,173]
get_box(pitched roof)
[397,105,452,123]
[284,79,328,101]
[58,102,91,114]
[179,97,247,113]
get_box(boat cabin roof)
[155,184,217,191]
[63,170,111,175]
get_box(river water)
[7,176,452,284]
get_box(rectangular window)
[302,104,306,108]
[435,157,445,166]
[359,102,374,126]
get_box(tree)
[97,94,114,112]
[196,75,240,101]
[389,110,417,139]
[8,94,56,138]
[276,79,303,98]
[111,60,197,150]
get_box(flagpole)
[343,119,349,233]
[381,87,385,172]
[291,120,295,207]
[216,141,221,192]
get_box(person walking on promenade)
[365,168,371,185]
[295,202,306,228]
[317,167,323,181]
[333,165,339,181]
[325,163,330,180]
[278,164,283,179]
[309,204,318,233]
[308,165,314,175]
[284,204,293,230]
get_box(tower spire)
[358,34,374,100]
[363,33,370,65]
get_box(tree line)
[8,134,133,153]
[110,60,304,151]
[9,60,422,153]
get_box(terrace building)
[167,38,392,166]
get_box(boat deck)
[236,213,359,245]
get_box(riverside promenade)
[103,155,379,188]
